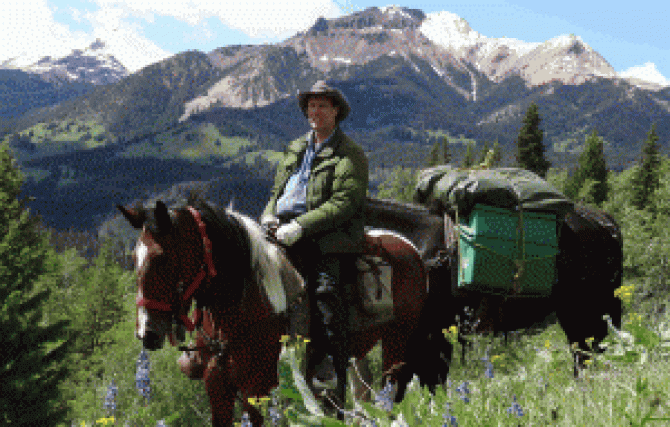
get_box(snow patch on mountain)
[2,35,170,79]
[419,11,539,54]
[379,5,414,19]
[419,11,482,50]
[420,12,621,87]
[542,34,585,50]
[20,38,130,85]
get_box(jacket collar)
[288,126,343,159]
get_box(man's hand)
[260,215,280,235]
[275,220,303,246]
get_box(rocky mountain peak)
[420,15,617,88]
[307,5,425,35]
[89,38,106,50]
[567,40,585,55]
[23,39,129,86]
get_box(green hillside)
[13,50,223,143]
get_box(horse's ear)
[227,198,235,211]
[155,201,172,234]
[117,204,147,229]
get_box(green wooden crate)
[457,204,558,295]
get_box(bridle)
[135,206,229,359]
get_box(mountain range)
[1,5,669,235]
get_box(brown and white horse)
[117,196,446,426]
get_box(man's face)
[307,95,339,135]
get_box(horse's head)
[117,200,212,351]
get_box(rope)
[453,204,557,295]
[443,166,560,296]
[514,206,525,294]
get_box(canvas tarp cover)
[413,165,574,218]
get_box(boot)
[310,271,347,389]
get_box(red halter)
[135,206,217,335]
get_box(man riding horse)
[260,80,368,397]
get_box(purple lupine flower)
[456,381,470,403]
[481,348,494,378]
[103,378,118,414]
[136,349,152,403]
[484,362,494,379]
[268,407,282,427]
[240,412,253,427]
[442,402,458,426]
[375,381,396,412]
[507,394,524,417]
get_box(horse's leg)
[556,300,610,378]
[238,389,264,427]
[203,362,238,427]
[381,321,413,403]
[332,348,348,421]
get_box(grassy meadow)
[34,246,670,426]
[19,133,670,426]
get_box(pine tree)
[427,140,441,167]
[376,166,417,203]
[516,103,551,178]
[491,138,503,167]
[565,130,609,205]
[440,135,451,165]
[631,123,662,211]
[73,237,133,360]
[477,140,491,164]
[0,141,76,426]
[426,135,451,167]
[462,141,476,168]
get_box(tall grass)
[57,279,670,426]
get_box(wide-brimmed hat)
[298,80,351,122]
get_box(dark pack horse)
[117,196,446,426]
[365,197,624,380]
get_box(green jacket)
[263,127,368,254]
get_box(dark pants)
[286,240,357,376]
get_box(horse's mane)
[184,195,304,314]
[180,196,252,308]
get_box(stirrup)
[312,354,337,389]
[312,376,338,390]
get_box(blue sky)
[2,1,668,85]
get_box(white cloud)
[0,1,91,66]
[70,7,85,23]
[91,0,343,38]
[619,62,670,87]
[0,0,171,73]
[83,6,172,72]
[0,0,344,73]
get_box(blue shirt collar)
[309,127,337,153]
